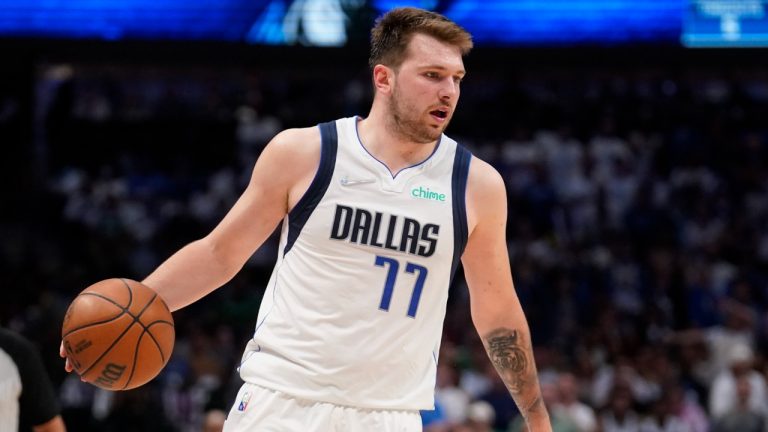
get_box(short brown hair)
[369,7,473,69]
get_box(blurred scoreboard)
[683,0,768,47]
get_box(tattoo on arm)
[484,328,529,394]
[484,328,549,425]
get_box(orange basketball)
[61,278,175,391]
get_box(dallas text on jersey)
[329,205,440,258]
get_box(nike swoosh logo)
[340,177,376,186]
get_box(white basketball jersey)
[238,116,471,410]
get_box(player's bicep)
[461,162,521,328]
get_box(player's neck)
[356,115,439,175]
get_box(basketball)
[61,278,175,391]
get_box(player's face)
[388,33,465,144]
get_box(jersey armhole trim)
[450,145,471,280]
[284,121,338,255]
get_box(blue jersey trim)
[284,121,338,255]
[450,145,471,280]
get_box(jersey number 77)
[374,255,428,318]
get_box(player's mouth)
[429,108,449,123]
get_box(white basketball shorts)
[222,382,423,432]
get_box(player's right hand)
[59,341,74,373]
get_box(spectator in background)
[554,372,597,432]
[667,299,758,391]
[435,362,470,427]
[638,393,689,432]
[599,384,640,432]
[711,373,765,432]
[591,355,647,409]
[478,361,521,431]
[708,343,768,421]
[664,383,708,432]
[0,328,67,432]
[463,400,495,432]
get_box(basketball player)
[61,7,551,431]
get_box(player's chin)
[419,116,447,140]
[428,121,448,136]
[422,130,443,143]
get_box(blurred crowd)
[1,58,767,432]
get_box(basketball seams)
[144,320,175,362]
[119,278,134,309]
[122,297,173,389]
[77,287,158,378]
[78,318,138,376]
[62,292,128,338]
[63,314,125,339]
[122,330,146,390]
[133,291,159,324]
[126,295,172,385]
[79,292,126,310]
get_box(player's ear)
[372,64,394,95]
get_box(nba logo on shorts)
[238,392,251,412]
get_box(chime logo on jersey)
[411,186,446,202]
[330,204,440,257]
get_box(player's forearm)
[480,327,551,430]
[142,237,241,312]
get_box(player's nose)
[437,78,459,101]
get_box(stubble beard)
[387,86,445,144]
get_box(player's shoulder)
[466,154,505,196]
[269,126,322,153]
[259,125,323,167]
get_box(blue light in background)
[0,0,270,41]
[245,1,288,45]
[373,0,439,10]
[8,0,762,47]
[374,0,686,45]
